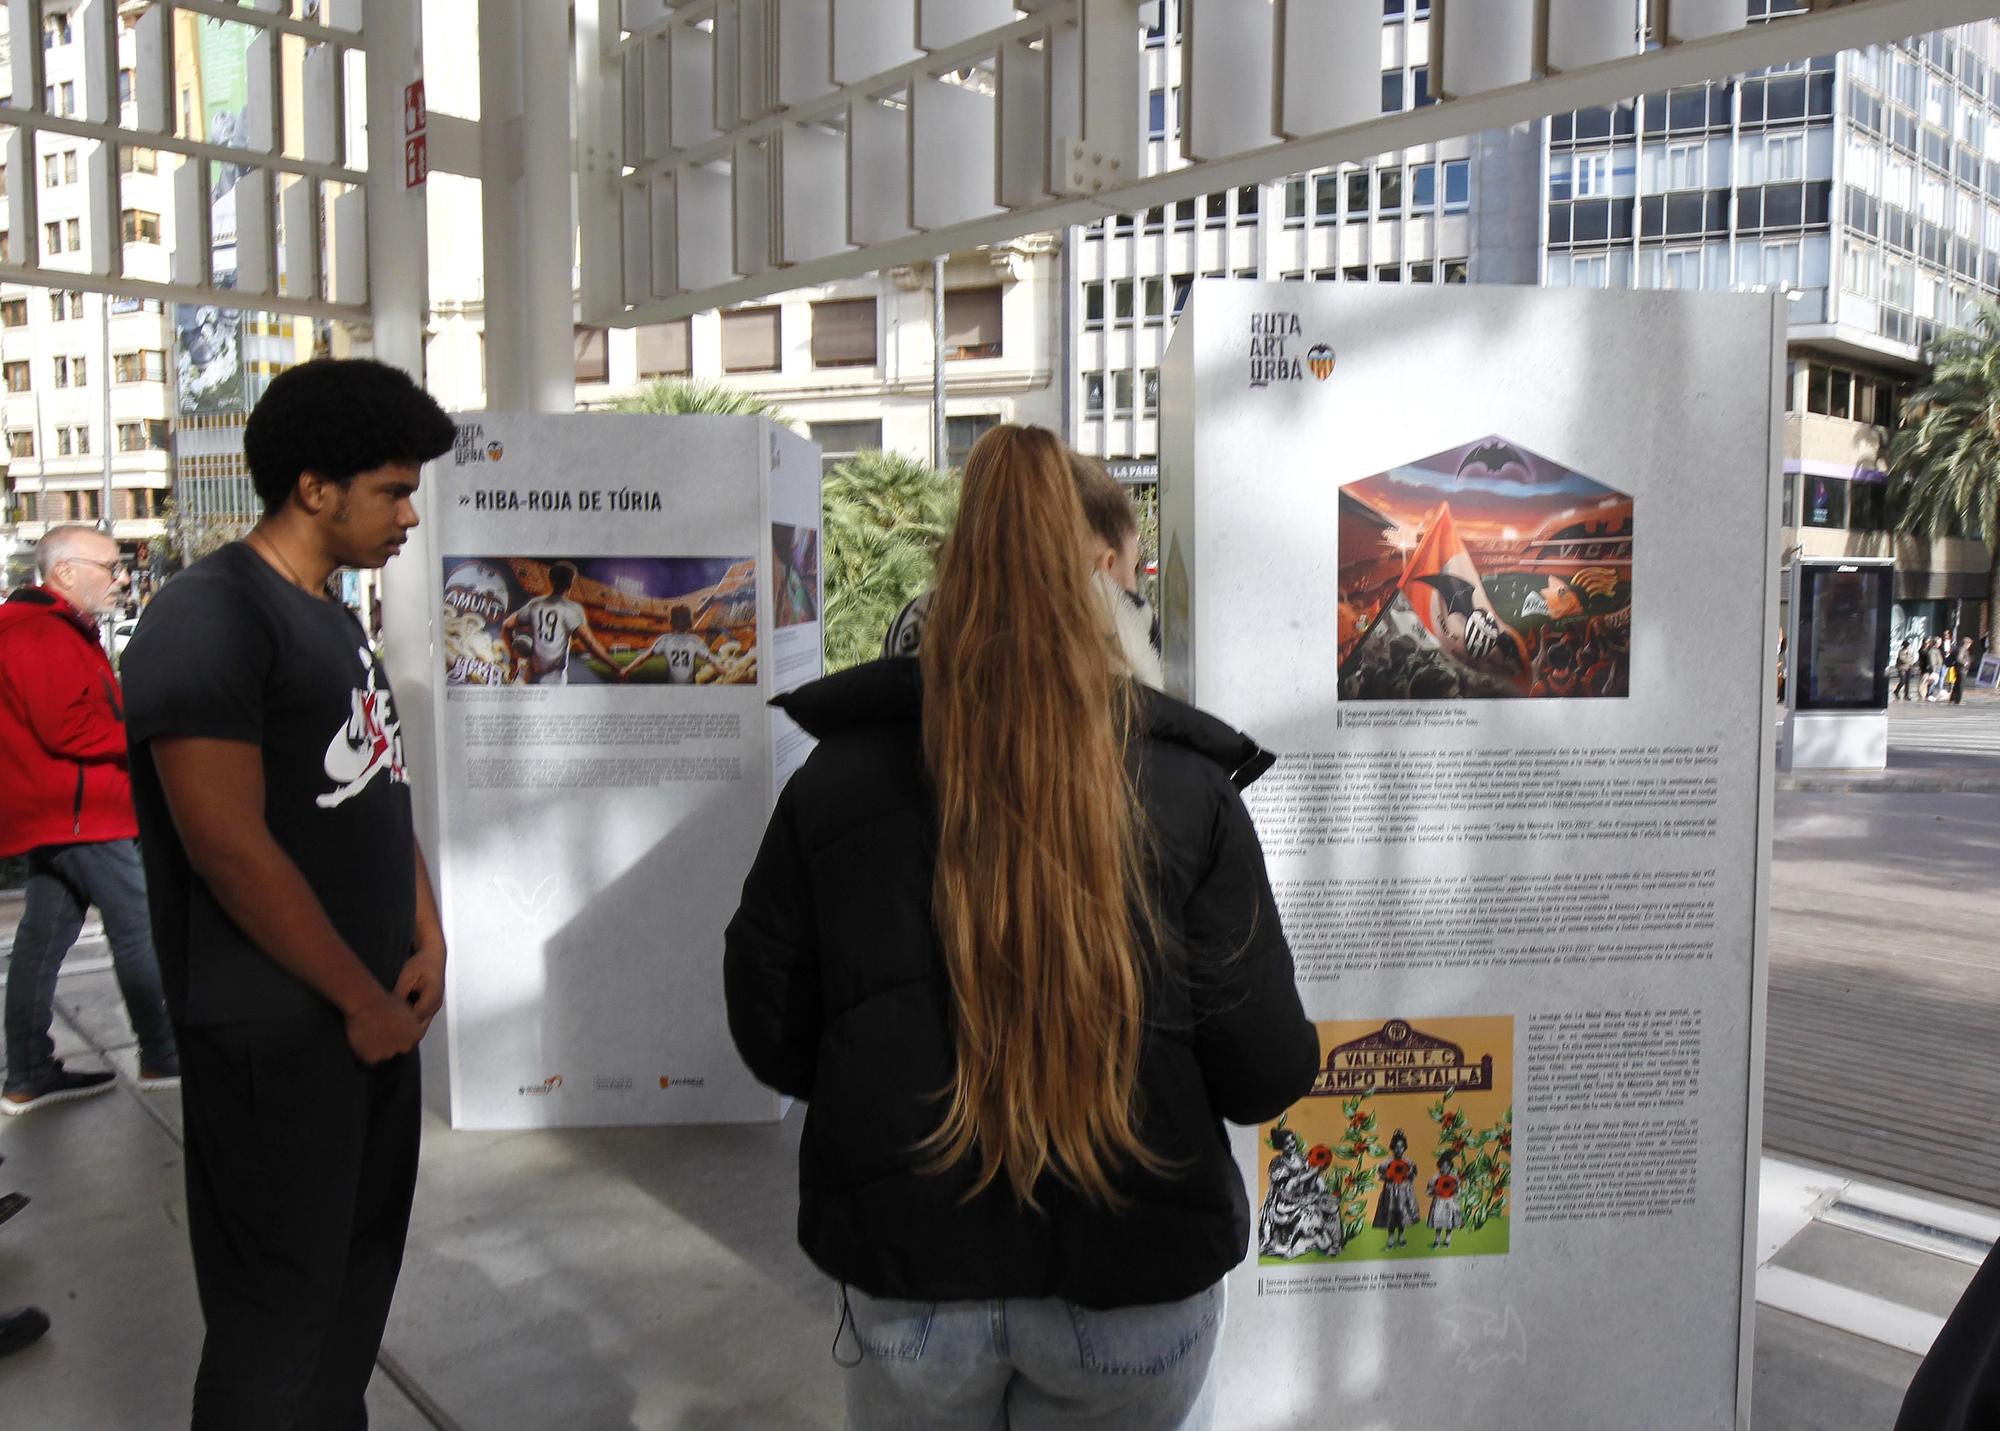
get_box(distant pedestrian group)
[1896,629,1982,702]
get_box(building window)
[117,419,170,452]
[1171,274,1193,315]
[1142,367,1160,416]
[1665,140,1705,190]
[1343,265,1369,282]
[42,13,72,47]
[810,298,877,368]
[943,286,1003,360]
[807,418,883,477]
[1443,159,1470,210]
[1663,248,1701,289]
[1112,370,1135,417]
[1376,264,1402,282]
[0,299,25,328]
[573,325,611,383]
[7,429,33,459]
[1382,70,1404,113]
[1084,371,1105,418]
[1443,259,1469,283]
[65,218,80,250]
[1084,280,1105,327]
[1148,88,1167,140]
[1378,168,1402,214]
[1285,178,1306,223]
[719,306,781,373]
[1174,199,1196,230]
[4,362,29,393]
[1144,205,1165,233]
[1143,276,1165,322]
[113,350,167,383]
[1346,170,1370,218]
[1411,261,1435,282]
[1413,66,1433,107]
[118,68,135,105]
[635,319,691,378]
[1112,278,1134,323]
[43,221,62,254]
[1314,174,1340,220]
[121,209,163,244]
[119,147,158,175]
[945,414,999,469]
[43,153,59,188]
[1412,164,1436,212]
[1803,474,1847,528]
[1236,185,1259,222]
[1205,192,1227,226]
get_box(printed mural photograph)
[1337,436,1632,700]
[770,523,821,628]
[1258,1016,1514,1266]
[441,556,758,688]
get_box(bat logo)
[1455,441,1530,480]
[1435,1303,1529,1373]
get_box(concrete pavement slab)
[1752,1306,1918,1431]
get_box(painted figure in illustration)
[1374,1129,1422,1249]
[1427,1151,1465,1249]
[1258,1122,1342,1260]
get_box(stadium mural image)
[442,555,758,687]
[1337,437,1633,700]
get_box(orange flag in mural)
[1398,504,1528,686]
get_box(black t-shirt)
[123,542,415,1025]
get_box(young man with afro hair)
[122,358,456,1427]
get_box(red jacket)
[0,586,136,856]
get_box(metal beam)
[0,262,369,320]
[594,0,2000,325]
[171,0,358,48]
[0,105,367,189]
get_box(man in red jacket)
[0,524,177,1113]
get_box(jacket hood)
[772,657,1277,789]
[0,585,97,644]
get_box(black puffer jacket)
[724,659,1318,1309]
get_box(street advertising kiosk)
[420,414,820,1129]
[1781,555,1894,772]
[1161,283,1779,1430]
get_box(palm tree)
[1887,301,2000,629]
[822,449,958,671]
[608,377,794,424]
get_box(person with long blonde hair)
[726,424,1316,1429]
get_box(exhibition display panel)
[1161,284,1781,1430]
[424,414,821,1129]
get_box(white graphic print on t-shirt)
[318,646,408,810]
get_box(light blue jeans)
[836,1281,1224,1431]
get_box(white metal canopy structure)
[576,0,2000,328]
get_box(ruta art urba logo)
[1247,311,1331,389]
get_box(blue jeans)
[4,839,176,1090]
[838,1281,1223,1431]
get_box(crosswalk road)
[1886,696,2000,763]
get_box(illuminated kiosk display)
[1781,555,1893,772]
[1160,282,1779,1430]
[423,414,822,1130]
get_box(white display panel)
[1161,284,1780,1431]
[427,414,820,1129]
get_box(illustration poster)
[442,555,757,687]
[770,524,819,629]
[1257,1017,1513,1265]
[1337,437,1632,700]
[1161,283,1778,1430]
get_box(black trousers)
[179,1017,421,1431]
